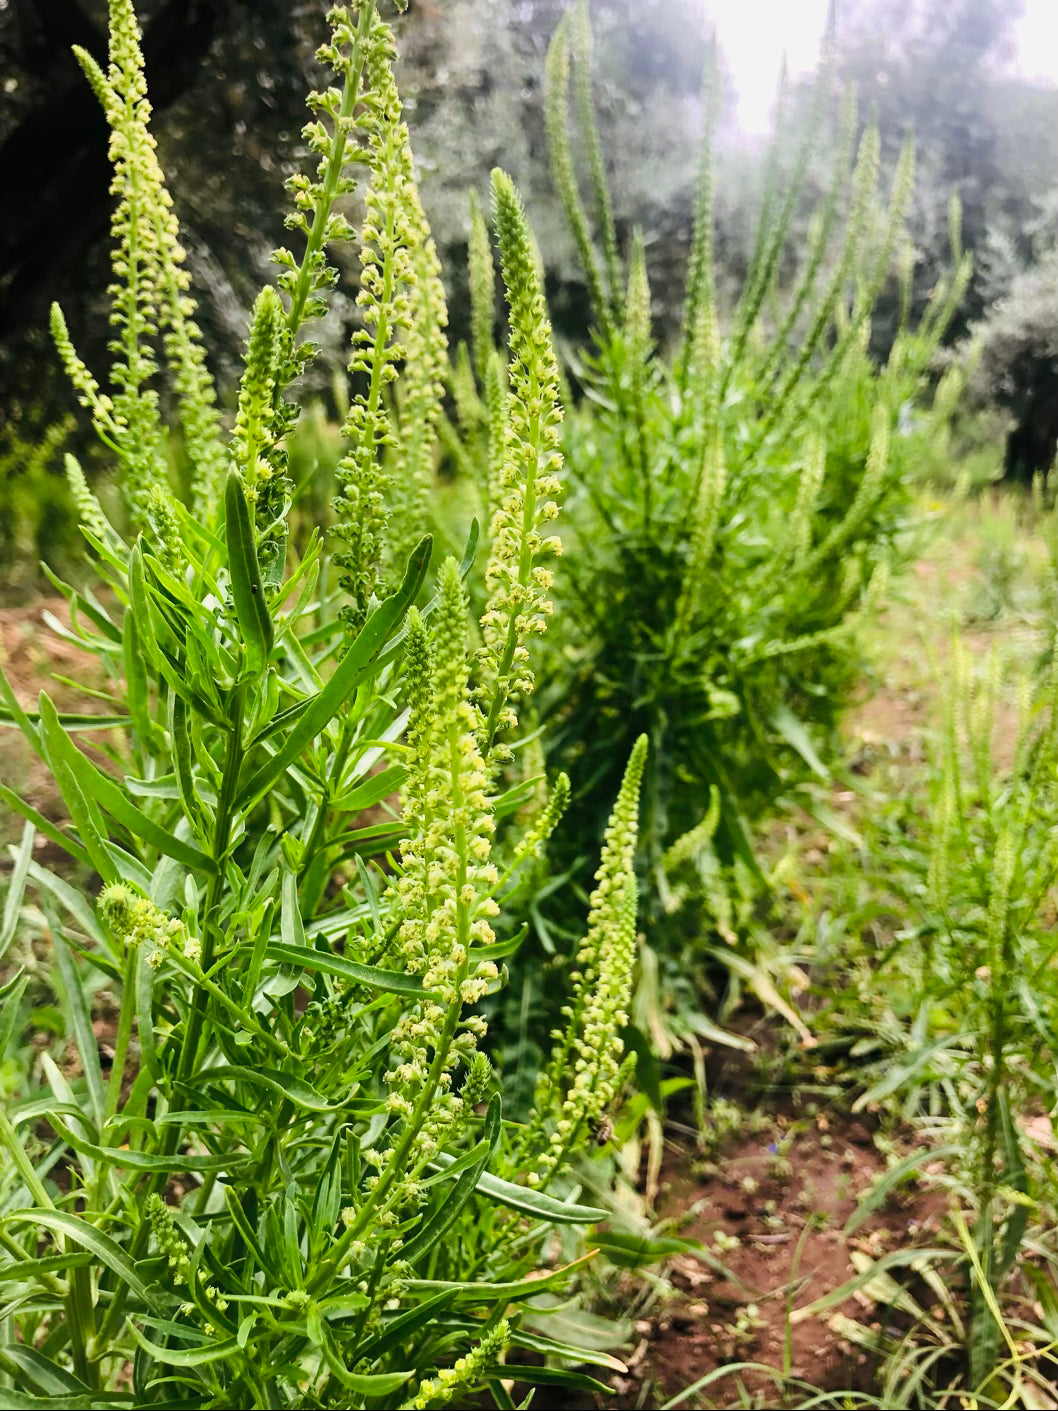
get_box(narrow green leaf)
[0,1252,93,1285]
[127,1323,240,1368]
[39,694,217,875]
[235,536,431,814]
[50,919,106,1132]
[418,1133,494,1189]
[770,704,828,778]
[37,694,117,885]
[0,791,91,870]
[224,1187,272,1274]
[281,868,307,947]
[154,638,225,726]
[0,822,35,960]
[168,694,211,842]
[0,660,41,753]
[122,607,153,745]
[402,1098,500,1262]
[45,1114,245,1173]
[264,941,435,998]
[0,1344,91,1395]
[225,471,274,676]
[405,1251,596,1304]
[3,1209,157,1307]
[195,1065,337,1112]
[330,1370,413,1397]
[0,972,27,1059]
[25,861,105,944]
[472,1167,607,1224]
[426,1153,606,1223]
[494,1365,610,1393]
[330,764,407,814]
[512,1327,627,1372]
[127,545,158,668]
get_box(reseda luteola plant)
[449,0,972,1041]
[0,3,647,1406]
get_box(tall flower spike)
[64,454,112,547]
[476,171,565,758]
[674,422,725,639]
[545,17,613,340]
[400,1321,510,1411]
[468,189,496,385]
[231,286,290,584]
[389,186,449,570]
[331,13,444,630]
[371,560,500,1209]
[71,0,224,525]
[272,5,372,370]
[523,735,647,1185]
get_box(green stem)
[97,688,246,1350]
[104,948,138,1125]
[284,4,375,339]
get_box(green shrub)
[0,3,646,1405]
[449,1,970,1027]
[0,415,78,592]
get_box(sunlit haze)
[702,0,1058,135]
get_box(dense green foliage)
[0,4,648,1406]
[448,3,969,1028]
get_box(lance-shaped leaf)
[235,535,431,814]
[264,941,435,999]
[225,472,274,676]
[38,695,218,875]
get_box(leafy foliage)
[0,4,647,1407]
[449,2,969,1031]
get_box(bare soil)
[601,1106,944,1410]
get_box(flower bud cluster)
[525,736,647,1185]
[147,1196,230,1334]
[401,1318,510,1410]
[99,884,199,970]
[273,6,365,336]
[65,453,112,546]
[475,172,566,750]
[333,17,443,631]
[145,485,186,575]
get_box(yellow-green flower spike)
[332,12,446,630]
[468,189,496,385]
[477,171,565,757]
[525,735,647,1184]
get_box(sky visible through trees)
[705,0,1058,134]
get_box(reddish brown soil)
[580,1104,940,1411]
[0,595,111,843]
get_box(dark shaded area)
[0,0,224,344]
[1004,391,1058,484]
